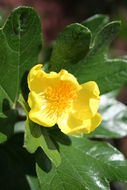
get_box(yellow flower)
[27,64,102,135]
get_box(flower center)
[44,81,77,116]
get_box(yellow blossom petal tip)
[27,64,102,135]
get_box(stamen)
[42,81,78,117]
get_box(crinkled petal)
[28,91,57,127]
[28,64,80,94]
[73,81,100,120]
[57,112,102,134]
[58,70,80,90]
[28,65,102,134]
[28,64,58,94]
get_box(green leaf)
[25,119,61,167]
[0,99,18,143]
[36,135,127,190]
[19,94,61,167]
[82,14,109,45]
[26,175,40,190]
[19,93,30,114]
[48,23,91,72]
[89,92,127,138]
[75,58,127,95]
[49,19,127,94]
[0,6,42,115]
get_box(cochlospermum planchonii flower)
[27,64,102,134]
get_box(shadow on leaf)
[21,71,30,102]
[48,125,71,146]
[36,148,52,173]
[0,99,18,143]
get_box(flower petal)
[28,91,57,127]
[58,69,80,90]
[28,64,58,94]
[73,81,100,120]
[83,112,102,134]
[57,112,102,134]
[28,64,80,95]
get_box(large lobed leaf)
[49,16,127,94]
[36,134,127,190]
[0,6,42,142]
[0,6,42,115]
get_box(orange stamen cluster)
[44,81,77,116]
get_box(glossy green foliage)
[90,92,127,138]
[36,133,127,190]
[49,15,127,94]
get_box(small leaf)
[36,136,127,190]
[89,92,127,138]
[48,23,91,72]
[82,14,109,45]
[25,119,61,167]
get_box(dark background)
[0,0,127,44]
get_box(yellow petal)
[28,91,57,127]
[58,69,80,90]
[73,81,100,120]
[28,64,80,95]
[83,112,102,134]
[28,64,58,94]
[27,65,102,134]
[57,112,102,134]
[57,112,84,134]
